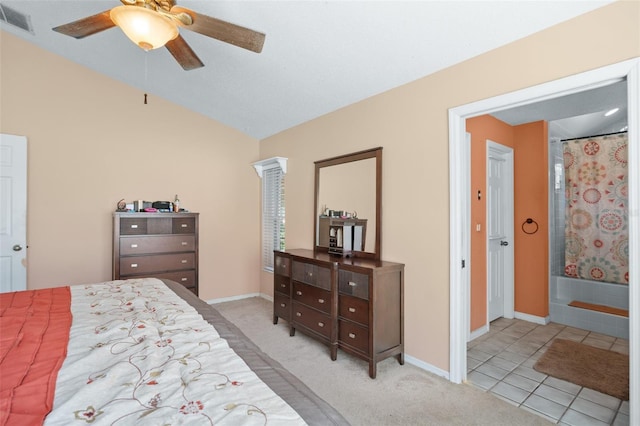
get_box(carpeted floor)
[214,296,551,425]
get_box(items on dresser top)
[116,199,188,212]
[318,216,368,256]
[273,248,404,378]
[112,212,199,295]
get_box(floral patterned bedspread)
[44,278,306,425]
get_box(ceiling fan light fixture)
[110,6,178,51]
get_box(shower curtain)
[563,132,628,284]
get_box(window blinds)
[262,166,285,270]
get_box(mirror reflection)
[314,147,381,260]
[317,159,376,253]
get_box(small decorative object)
[116,199,128,212]
[173,194,180,212]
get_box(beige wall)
[258,1,640,371]
[0,32,262,301]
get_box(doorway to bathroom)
[447,59,639,422]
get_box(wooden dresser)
[113,212,199,295]
[273,249,404,378]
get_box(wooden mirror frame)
[314,147,382,260]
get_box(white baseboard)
[468,324,490,342]
[206,293,263,305]
[404,354,450,380]
[515,311,549,325]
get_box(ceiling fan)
[52,0,265,71]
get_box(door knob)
[500,241,509,246]
[12,244,23,251]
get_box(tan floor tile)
[581,337,613,350]
[467,319,628,425]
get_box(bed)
[0,278,348,425]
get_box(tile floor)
[467,318,629,425]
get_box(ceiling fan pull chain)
[144,53,148,105]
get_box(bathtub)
[549,275,629,339]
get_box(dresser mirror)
[314,147,382,260]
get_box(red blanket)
[0,287,72,426]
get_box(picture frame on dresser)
[113,212,199,296]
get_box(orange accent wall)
[466,116,549,333]
[466,116,515,331]
[513,121,549,318]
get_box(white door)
[0,134,27,293]
[487,141,514,322]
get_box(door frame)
[486,140,514,323]
[448,58,639,422]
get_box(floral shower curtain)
[563,132,628,284]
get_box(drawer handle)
[280,283,286,288]
[181,260,188,264]
[318,322,324,327]
[296,291,302,296]
[180,278,187,282]
[131,263,138,268]
[280,303,286,308]
[348,307,356,313]
[318,298,325,304]
[307,272,313,277]
[131,224,138,229]
[349,281,357,287]
[181,242,188,246]
[348,332,356,339]
[181,224,188,228]
[296,312,302,317]
[131,244,138,248]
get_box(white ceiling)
[0,0,619,139]
[492,79,628,139]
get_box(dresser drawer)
[136,270,196,289]
[293,282,330,314]
[292,261,331,290]
[339,294,369,326]
[120,218,148,235]
[120,235,196,255]
[274,254,290,277]
[339,319,369,354]
[146,217,172,234]
[172,217,196,234]
[120,253,195,275]
[292,302,331,338]
[274,275,290,295]
[338,269,369,300]
[273,292,291,321]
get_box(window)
[253,157,287,271]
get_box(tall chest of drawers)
[113,212,199,295]
[273,249,404,378]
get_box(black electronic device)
[152,201,171,210]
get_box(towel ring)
[522,218,538,235]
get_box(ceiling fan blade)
[165,35,204,71]
[52,11,115,39]
[171,6,265,53]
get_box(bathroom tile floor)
[467,318,629,425]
